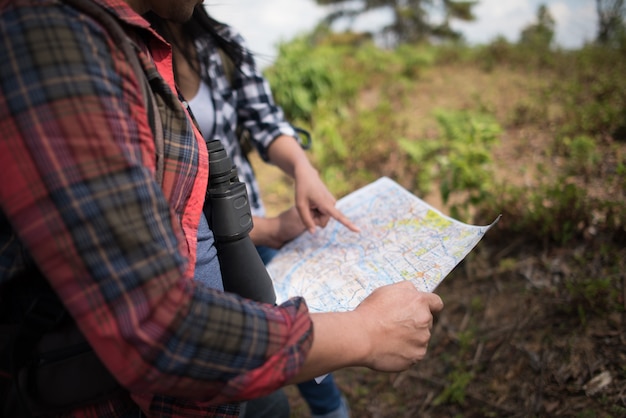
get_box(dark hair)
[145,5,246,76]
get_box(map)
[266,177,500,313]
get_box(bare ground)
[277,240,626,418]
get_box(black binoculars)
[204,139,276,304]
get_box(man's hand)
[353,281,444,372]
[289,281,444,383]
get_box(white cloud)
[452,0,537,44]
[550,1,597,48]
[207,0,326,65]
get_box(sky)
[207,0,598,68]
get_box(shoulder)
[196,19,259,77]
[1,0,124,60]
[1,1,121,78]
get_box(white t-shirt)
[188,80,215,140]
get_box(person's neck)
[124,0,149,14]
[166,22,201,100]
[166,21,187,46]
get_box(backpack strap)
[0,271,122,417]
[0,277,67,417]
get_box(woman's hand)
[267,135,360,235]
[293,164,360,234]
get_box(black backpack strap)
[8,292,66,372]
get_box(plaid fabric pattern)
[194,27,296,216]
[0,0,313,417]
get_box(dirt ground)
[277,239,626,418]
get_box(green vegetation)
[267,35,626,243]
[264,23,626,417]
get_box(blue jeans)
[257,246,345,415]
[256,245,280,265]
[297,374,343,415]
[240,389,290,418]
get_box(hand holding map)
[267,177,500,313]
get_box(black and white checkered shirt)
[194,25,296,217]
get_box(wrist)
[291,310,372,382]
[343,310,374,366]
[250,216,280,248]
[293,160,318,182]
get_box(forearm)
[249,215,278,247]
[286,311,369,384]
[266,135,360,233]
[249,209,306,249]
[267,134,318,180]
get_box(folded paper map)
[267,177,500,312]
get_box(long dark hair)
[145,5,246,76]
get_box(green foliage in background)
[551,46,626,139]
[264,33,347,122]
[399,110,501,222]
[265,28,625,245]
[265,26,396,124]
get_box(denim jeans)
[239,389,290,418]
[297,374,343,415]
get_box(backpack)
[0,0,160,415]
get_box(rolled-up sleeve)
[228,29,296,161]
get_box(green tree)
[519,4,555,49]
[596,0,626,47]
[314,0,477,44]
